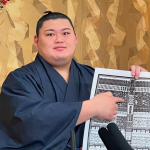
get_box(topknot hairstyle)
[36,11,75,37]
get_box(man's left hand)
[130,65,148,79]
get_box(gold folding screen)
[0,0,150,90]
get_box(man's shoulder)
[73,59,94,75]
[12,61,36,77]
[79,63,94,71]
[2,61,41,89]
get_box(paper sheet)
[83,68,150,150]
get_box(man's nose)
[54,35,64,43]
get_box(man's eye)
[63,32,70,35]
[47,33,54,36]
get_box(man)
[0,11,148,150]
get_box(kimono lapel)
[35,54,91,103]
[35,54,67,102]
[65,60,90,102]
[64,60,79,102]
[65,60,92,148]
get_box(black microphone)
[70,130,76,150]
[107,123,133,150]
[98,127,121,150]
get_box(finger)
[130,66,148,79]
[141,67,148,72]
[112,115,116,120]
[115,104,118,110]
[135,66,141,80]
[80,148,82,150]
[130,65,136,76]
[113,110,117,115]
[115,97,124,103]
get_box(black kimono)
[0,54,94,150]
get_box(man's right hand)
[90,92,124,120]
[76,92,124,125]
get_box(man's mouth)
[54,46,66,49]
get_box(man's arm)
[76,92,124,125]
[77,65,148,126]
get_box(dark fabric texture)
[0,53,94,150]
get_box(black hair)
[36,11,75,37]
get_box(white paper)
[83,68,150,150]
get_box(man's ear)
[34,35,38,47]
[75,33,78,44]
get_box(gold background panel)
[0,0,150,90]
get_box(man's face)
[34,19,77,67]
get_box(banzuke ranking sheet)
[83,68,150,150]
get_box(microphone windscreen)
[107,123,133,150]
[98,127,121,150]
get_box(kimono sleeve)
[0,71,83,150]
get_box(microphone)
[98,127,121,150]
[70,130,76,150]
[107,123,133,150]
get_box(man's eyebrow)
[45,29,55,32]
[44,28,71,32]
[61,28,71,31]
